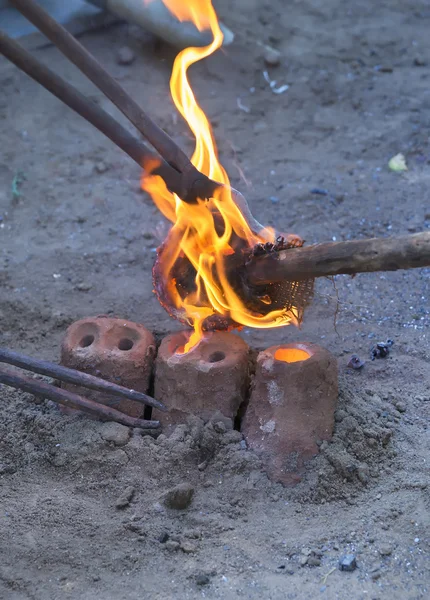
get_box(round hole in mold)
[118,338,134,351]
[274,347,311,363]
[208,351,226,363]
[79,334,95,348]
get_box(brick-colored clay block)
[242,342,338,485]
[61,316,156,418]
[153,331,249,432]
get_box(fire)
[142,0,301,352]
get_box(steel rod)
[0,347,167,412]
[8,0,222,202]
[0,366,160,430]
[0,30,185,194]
[8,0,191,173]
[246,231,430,284]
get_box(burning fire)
[142,0,301,352]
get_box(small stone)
[213,421,227,434]
[299,555,309,567]
[180,540,197,554]
[394,401,406,413]
[115,485,135,509]
[76,281,92,291]
[339,554,357,571]
[371,568,382,580]
[101,422,130,446]
[347,354,365,370]
[414,56,427,67]
[116,46,136,65]
[379,544,392,556]
[357,464,369,484]
[195,573,210,586]
[95,161,108,174]
[163,483,194,510]
[165,540,180,552]
[158,532,169,543]
[307,556,321,567]
[263,45,281,66]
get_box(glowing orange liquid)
[274,347,311,363]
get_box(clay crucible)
[153,331,250,433]
[242,342,338,485]
[61,316,156,418]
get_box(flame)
[142,0,300,352]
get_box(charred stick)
[0,347,167,412]
[246,232,430,284]
[8,0,219,202]
[0,366,160,430]
[0,31,184,195]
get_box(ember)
[142,0,313,352]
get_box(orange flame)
[142,0,300,352]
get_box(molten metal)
[274,347,311,363]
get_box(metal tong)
[0,0,222,203]
[0,0,269,236]
[0,347,166,430]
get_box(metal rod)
[8,0,220,205]
[0,366,160,430]
[246,231,430,284]
[8,0,189,170]
[0,347,167,412]
[0,31,266,233]
[0,30,185,195]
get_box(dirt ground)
[1,0,429,598]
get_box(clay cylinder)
[153,331,249,432]
[242,342,338,485]
[61,316,155,418]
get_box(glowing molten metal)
[142,0,308,353]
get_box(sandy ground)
[0,0,429,598]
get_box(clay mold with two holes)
[61,316,156,418]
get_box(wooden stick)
[246,232,430,284]
[0,347,167,412]
[0,366,160,430]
